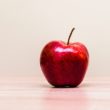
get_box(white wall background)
[0,0,110,76]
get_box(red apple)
[40,28,89,87]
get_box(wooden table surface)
[0,75,110,110]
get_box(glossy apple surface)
[40,28,89,87]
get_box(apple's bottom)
[51,84,79,88]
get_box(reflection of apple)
[40,88,90,110]
[40,28,89,87]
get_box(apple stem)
[67,27,75,45]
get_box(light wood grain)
[0,75,109,110]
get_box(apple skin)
[40,41,89,87]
